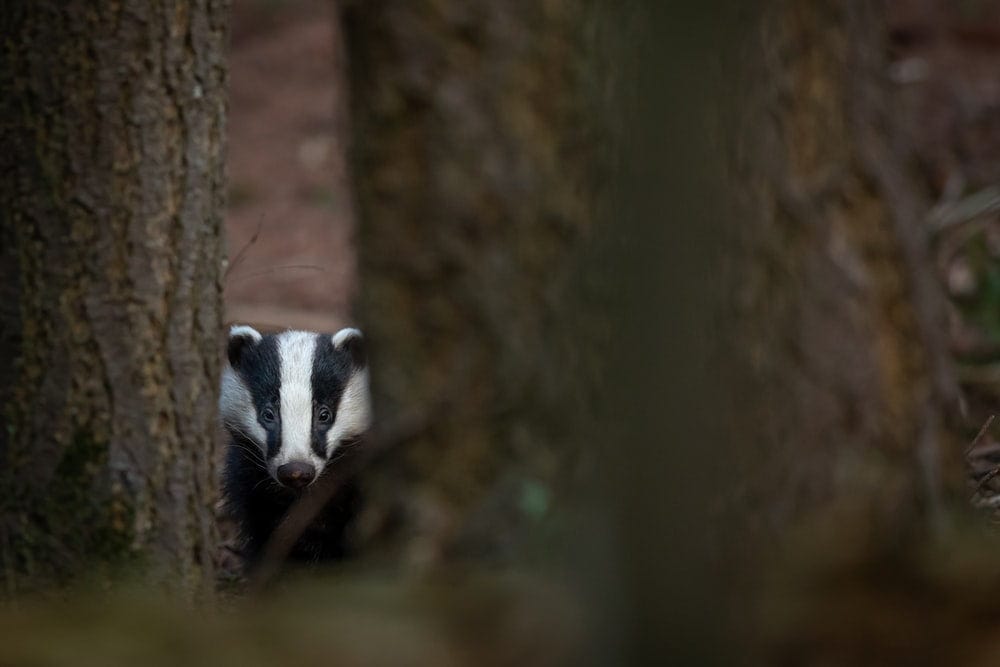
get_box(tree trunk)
[731,1,959,545]
[0,1,228,595]
[342,0,599,563]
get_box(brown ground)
[224,0,355,335]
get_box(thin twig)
[224,217,263,283]
[965,414,995,459]
[929,186,1000,235]
[973,465,1000,497]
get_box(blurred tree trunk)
[0,1,228,595]
[732,1,959,545]
[343,1,741,661]
[342,0,599,562]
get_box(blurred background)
[219,1,1000,659]
[224,0,355,333]
[5,0,1000,664]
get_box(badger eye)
[317,406,332,425]
[260,407,276,424]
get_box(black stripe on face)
[233,335,282,459]
[310,334,352,459]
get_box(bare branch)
[972,465,1000,497]
[223,217,263,283]
[965,414,996,459]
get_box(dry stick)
[246,400,446,595]
[223,217,263,283]
[968,414,998,499]
[973,466,1000,496]
[965,414,996,460]
[929,186,1000,235]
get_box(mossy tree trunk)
[732,1,959,545]
[342,0,599,562]
[0,1,229,595]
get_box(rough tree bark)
[731,1,960,546]
[342,0,600,563]
[0,1,228,595]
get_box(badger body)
[219,325,371,564]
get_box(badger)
[219,325,371,564]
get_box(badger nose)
[276,462,316,489]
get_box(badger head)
[219,325,371,490]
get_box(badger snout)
[276,461,316,489]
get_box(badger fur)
[219,325,371,564]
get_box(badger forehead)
[276,330,317,396]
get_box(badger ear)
[332,327,366,369]
[228,325,262,369]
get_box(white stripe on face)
[273,331,324,473]
[325,365,371,455]
[219,365,268,450]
